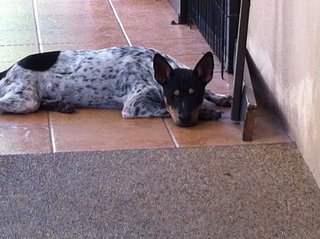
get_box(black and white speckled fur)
[0,46,231,126]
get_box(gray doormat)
[1,143,319,238]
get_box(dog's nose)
[179,113,192,125]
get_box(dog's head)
[153,52,214,127]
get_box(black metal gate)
[187,0,240,73]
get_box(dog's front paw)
[198,108,222,121]
[57,101,76,113]
[40,99,76,113]
[205,91,233,107]
[216,95,232,107]
[198,100,222,121]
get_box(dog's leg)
[205,89,232,107]
[40,99,76,113]
[198,99,222,121]
[0,87,40,114]
[122,93,169,118]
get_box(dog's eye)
[173,90,180,96]
[188,88,194,95]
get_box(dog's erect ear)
[153,53,173,85]
[193,52,214,85]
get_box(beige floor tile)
[0,16,35,30]
[41,41,128,52]
[174,54,223,73]
[36,0,126,46]
[0,0,36,49]
[40,27,125,45]
[0,45,39,64]
[165,109,292,148]
[112,0,175,26]
[0,0,292,155]
[0,112,51,155]
[134,38,211,58]
[0,0,34,17]
[0,30,38,46]
[49,109,175,152]
[36,0,111,17]
[38,14,116,31]
[207,73,234,95]
[125,25,201,42]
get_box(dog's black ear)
[153,53,173,85]
[193,52,214,85]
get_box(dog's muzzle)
[169,107,200,127]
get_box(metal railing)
[187,0,240,73]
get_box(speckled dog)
[0,46,231,127]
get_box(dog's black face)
[154,52,214,127]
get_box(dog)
[0,46,231,127]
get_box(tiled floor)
[2,4,320,237]
[0,0,291,154]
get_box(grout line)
[31,0,43,53]
[163,119,179,148]
[32,1,52,151]
[107,0,132,46]
[47,112,56,153]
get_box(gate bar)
[231,0,251,121]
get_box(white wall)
[247,0,320,185]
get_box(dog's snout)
[179,113,191,123]
[178,113,194,127]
